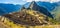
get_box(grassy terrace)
[0,19,60,28]
[0,10,60,28]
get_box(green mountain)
[51,6,60,21]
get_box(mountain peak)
[29,1,37,9]
[26,1,53,18]
[23,1,53,18]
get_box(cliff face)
[28,1,53,18]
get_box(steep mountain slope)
[36,1,57,11]
[2,1,53,26]
[51,6,60,21]
[26,1,53,18]
[24,2,31,8]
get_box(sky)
[0,0,60,5]
[0,0,27,5]
[23,0,60,2]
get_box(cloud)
[0,0,60,5]
[23,0,34,2]
[23,0,60,2]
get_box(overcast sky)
[0,0,60,5]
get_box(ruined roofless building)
[3,1,52,26]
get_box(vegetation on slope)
[0,9,60,28]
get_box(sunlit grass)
[0,15,60,28]
[2,18,60,28]
[0,10,60,28]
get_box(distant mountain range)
[0,1,60,16]
[24,1,59,12]
[0,3,22,15]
